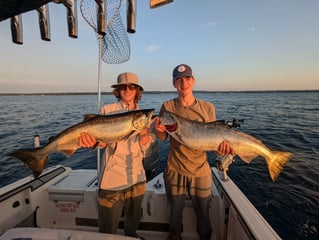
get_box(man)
[79,72,152,238]
[155,64,234,240]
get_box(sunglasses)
[118,84,137,91]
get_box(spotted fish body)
[8,109,154,177]
[160,110,292,181]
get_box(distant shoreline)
[0,89,318,96]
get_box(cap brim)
[173,75,192,80]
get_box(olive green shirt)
[160,98,216,177]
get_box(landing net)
[80,0,130,64]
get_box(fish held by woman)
[160,110,292,181]
[8,109,155,178]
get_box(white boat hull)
[0,165,280,240]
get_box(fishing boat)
[0,0,281,239]
[0,158,281,240]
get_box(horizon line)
[0,89,318,96]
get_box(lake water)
[0,91,318,240]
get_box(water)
[0,91,318,240]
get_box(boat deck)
[0,227,199,240]
[0,228,136,240]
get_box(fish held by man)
[160,110,292,181]
[8,109,155,178]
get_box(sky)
[0,0,318,93]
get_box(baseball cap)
[111,72,144,91]
[172,64,193,80]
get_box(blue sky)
[0,0,318,93]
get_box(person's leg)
[189,174,212,240]
[98,189,124,234]
[169,194,186,234]
[192,195,212,240]
[165,170,186,238]
[123,182,146,237]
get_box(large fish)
[159,110,292,181]
[8,109,154,178]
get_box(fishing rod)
[216,118,244,128]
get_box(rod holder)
[53,0,78,38]
[95,0,106,36]
[150,0,173,9]
[11,15,23,44]
[37,5,51,41]
[34,135,40,148]
[126,0,136,33]
[216,155,235,181]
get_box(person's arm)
[78,132,106,149]
[154,116,168,141]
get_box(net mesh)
[80,0,130,64]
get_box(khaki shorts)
[98,181,146,208]
[164,170,212,198]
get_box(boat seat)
[47,169,97,202]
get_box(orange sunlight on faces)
[119,85,137,104]
[174,76,194,93]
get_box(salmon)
[160,110,292,181]
[8,109,154,177]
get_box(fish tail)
[267,151,293,182]
[8,148,48,178]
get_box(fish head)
[132,109,155,131]
[159,111,178,133]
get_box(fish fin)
[266,151,293,182]
[237,152,259,163]
[59,148,78,157]
[83,114,102,121]
[7,148,48,178]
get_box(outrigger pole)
[96,34,103,179]
[95,0,106,180]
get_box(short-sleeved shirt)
[98,101,146,191]
[160,98,216,177]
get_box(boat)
[0,0,281,239]
[0,160,280,240]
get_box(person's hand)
[78,132,98,148]
[154,117,166,133]
[139,129,150,146]
[154,116,168,141]
[217,140,235,156]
